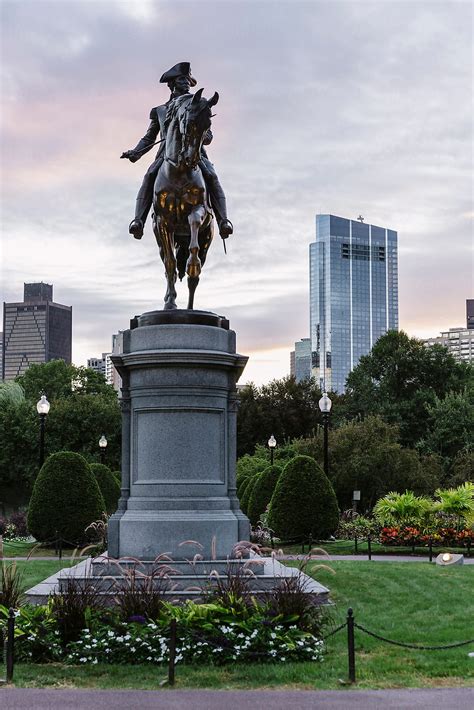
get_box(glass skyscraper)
[310,214,398,393]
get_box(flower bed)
[1,599,326,667]
[380,526,474,547]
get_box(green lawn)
[3,559,473,690]
[3,541,83,558]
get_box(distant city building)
[290,338,311,382]
[423,300,474,364]
[88,331,125,393]
[310,214,398,392]
[424,329,474,364]
[2,283,72,380]
[87,355,107,377]
[110,331,125,393]
[467,299,474,330]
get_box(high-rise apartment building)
[2,283,72,380]
[423,301,474,364]
[310,214,398,392]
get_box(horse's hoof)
[164,301,177,311]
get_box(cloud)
[1,0,473,383]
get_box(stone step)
[25,555,330,606]
[58,573,290,593]
[90,557,265,577]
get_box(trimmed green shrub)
[247,464,282,526]
[90,463,120,514]
[236,455,267,495]
[27,452,105,543]
[239,474,261,515]
[268,455,339,540]
[112,470,122,484]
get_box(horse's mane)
[163,93,193,135]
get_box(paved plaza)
[1,687,474,709]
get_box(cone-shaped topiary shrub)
[268,455,339,540]
[236,455,267,496]
[239,474,260,515]
[247,464,282,526]
[28,452,106,544]
[89,463,120,514]
[112,470,122,484]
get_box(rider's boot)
[129,196,152,239]
[204,173,234,238]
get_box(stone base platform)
[25,553,330,606]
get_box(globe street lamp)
[36,393,50,468]
[268,435,277,465]
[99,435,108,464]
[318,392,332,478]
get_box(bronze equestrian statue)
[121,62,232,310]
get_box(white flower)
[79,657,87,663]
[92,659,98,664]
[107,631,115,638]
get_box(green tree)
[0,398,38,506]
[237,376,347,458]
[268,455,339,540]
[448,450,474,486]
[27,452,105,543]
[294,416,440,510]
[345,330,472,447]
[16,359,117,402]
[419,388,474,463]
[45,394,121,470]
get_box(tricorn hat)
[160,62,197,87]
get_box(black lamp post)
[99,435,108,464]
[268,434,277,465]
[36,393,50,468]
[318,392,332,478]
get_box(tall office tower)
[0,332,3,381]
[467,299,474,330]
[2,283,72,380]
[290,338,311,382]
[310,214,398,392]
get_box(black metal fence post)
[6,608,14,683]
[168,618,177,686]
[428,537,433,563]
[467,539,471,558]
[367,534,372,561]
[59,536,63,561]
[354,535,358,555]
[347,608,356,683]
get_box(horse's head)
[178,89,219,169]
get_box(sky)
[1,0,473,384]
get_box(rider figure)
[121,62,233,241]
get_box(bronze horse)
[152,89,219,310]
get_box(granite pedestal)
[107,310,250,560]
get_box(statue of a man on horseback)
[121,62,232,311]
[121,62,232,242]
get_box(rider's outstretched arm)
[122,109,160,162]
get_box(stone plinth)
[108,311,250,560]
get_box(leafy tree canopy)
[237,376,345,457]
[16,359,117,402]
[345,330,473,447]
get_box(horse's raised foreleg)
[153,214,177,310]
